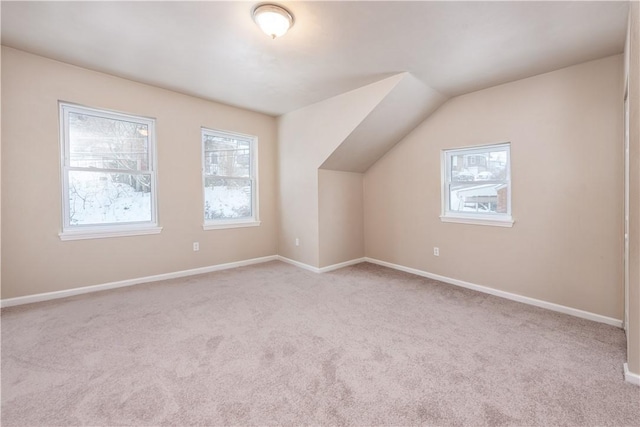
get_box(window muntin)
[202,128,258,228]
[60,103,158,237]
[442,143,512,226]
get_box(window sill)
[203,220,261,230]
[59,225,163,241]
[440,214,514,228]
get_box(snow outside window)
[441,143,513,227]
[202,128,260,230]
[59,103,161,240]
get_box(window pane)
[488,149,508,180]
[448,182,508,214]
[449,148,508,182]
[204,177,252,220]
[68,171,152,225]
[203,134,251,178]
[69,112,150,171]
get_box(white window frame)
[201,127,260,230]
[59,102,161,241]
[441,142,513,227]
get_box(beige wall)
[364,55,624,319]
[318,170,364,268]
[625,2,640,376]
[277,76,399,267]
[1,47,278,299]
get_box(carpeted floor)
[1,261,639,426]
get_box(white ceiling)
[0,1,630,117]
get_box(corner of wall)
[277,74,404,267]
[625,0,640,377]
[318,170,365,268]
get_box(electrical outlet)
[295,238,300,247]
[433,247,439,256]
[193,242,200,252]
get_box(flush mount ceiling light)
[252,3,294,39]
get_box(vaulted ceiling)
[1,1,630,117]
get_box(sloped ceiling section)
[320,73,448,173]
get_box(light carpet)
[1,261,639,426]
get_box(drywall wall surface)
[1,47,278,299]
[318,170,364,268]
[277,74,402,267]
[625,2,640,375]
[364,55,624,319]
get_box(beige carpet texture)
[1,261,639,426]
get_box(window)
[202,128,259,229]
[59,103,160,240]
[441,142,513,227]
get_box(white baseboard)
[364,257,623,328]
[276,256,365,273]
[624,363,640,386]
[0,255,279,308]
[3,254,623,331]
[276,256,321,273]
[319,257,367,273]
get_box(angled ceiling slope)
[321,73,448,173]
